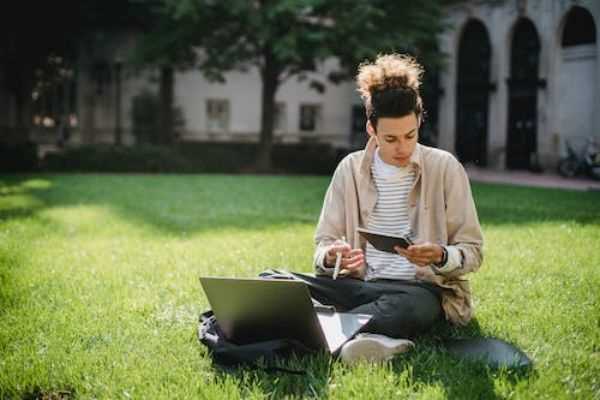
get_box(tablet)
[357,227,413,253]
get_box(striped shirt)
[365,149,416,281]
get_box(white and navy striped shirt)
[365,149,416,281]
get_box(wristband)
[433,246,448,268]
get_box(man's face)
[367,113,419,167]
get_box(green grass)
[0,174,599,399]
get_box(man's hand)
[414,264,436,282]
[394,242,443,267]
[324,240,365,278]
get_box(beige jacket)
[313,138,484,325]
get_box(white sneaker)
[339,333,415,364]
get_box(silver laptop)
[199,277,372,354]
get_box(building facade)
[438,0,599,170]
[1,0,597,171]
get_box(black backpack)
[197,270,318,374]
[197,310,315,374]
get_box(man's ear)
[366,120,376,137]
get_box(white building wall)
[557,45,597,155]
[437,20,457,154]
[120,67,157,144]
[173,58,355,148]
[488,4,509,169]
[437,1,509,166]
[278,62,358,147]
[439,0,599,170]
[78,39,357,149]
[67,0,598,170]
[76,30,141,145]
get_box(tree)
[0,0,146,143]
[0,2,78,140]
[162,0,451,171]
[131,1,198,145]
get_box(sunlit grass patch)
[1,174,599,399]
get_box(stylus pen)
[333,236,345,280]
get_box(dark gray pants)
[294,273,444,339]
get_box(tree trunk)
[158,65,174,145]
[255,45,280,172]
[13,79,32,144]
[114,61,122,146]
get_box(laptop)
[199,277,372,354]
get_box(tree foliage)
[1,0,455,161]
[168,0,448,79]
[152,0,451,170]
[0,1,146,138]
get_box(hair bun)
[356,54,424,101]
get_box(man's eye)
[385,138,395,143]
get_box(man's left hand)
[394,242,444,267]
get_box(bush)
[0,141,39,172]
[176,142,256,173]
[43,144,193,173]
[130,90,185,144]
[272,143,343,175]
[178,142,344,174]
[42,142,350,175]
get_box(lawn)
[0,174,599,399]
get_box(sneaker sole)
[340,337,414,364]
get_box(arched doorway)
[558,6,597,155]
[455,19,492,166]
[506,18,543,170]
[562,6,596,47]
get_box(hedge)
[41,142,348,175]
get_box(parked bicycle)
[558,136,600,180]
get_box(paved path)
[465,166,600,192]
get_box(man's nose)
[396,140,408,152]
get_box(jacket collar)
[359,136,422,175]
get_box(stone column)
[438,28,458,154]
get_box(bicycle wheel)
[558,158,578,178]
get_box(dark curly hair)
[356,54,424,128]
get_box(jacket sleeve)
[441,157,484,279]
[313,161,348,275]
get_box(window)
[206,99,229,132]
[274,102,287,132]
[299,104,322,132]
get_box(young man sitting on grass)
[303,53,484,364]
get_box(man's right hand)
[324,240,365,277]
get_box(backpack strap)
[198,310,309,375]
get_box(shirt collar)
[360,137,422,175]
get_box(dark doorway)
[506,18,542,170]
[455,20,492,166]
[562,6,597,47]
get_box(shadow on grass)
[388,318,535,399]
[208,353,333,398]
[201,319,534,399]
[20,386,75,400]
[473,183,600,226]
[0,176,51,222]
[0,174,326,234]
[1,175,599,238]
